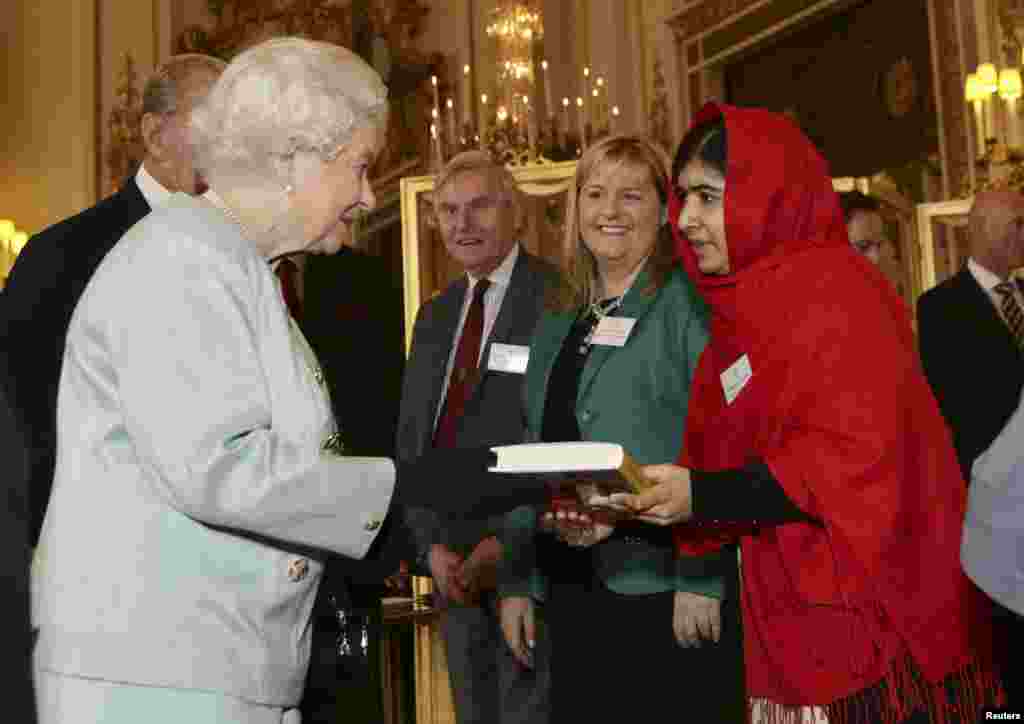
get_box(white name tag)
[487,343,530,374]
[590,317,637,347]
[720,354,752,405]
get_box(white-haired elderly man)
[0,53,226,545]
[30,37,556,724]
[398,150,560,724]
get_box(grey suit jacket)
[397,248,559,560]
[32,194,395,708]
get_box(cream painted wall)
[0,0,97,236]
[98,0,166,196]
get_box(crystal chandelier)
[426,1,620,168]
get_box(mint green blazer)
[499,266,724,598]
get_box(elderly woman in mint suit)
[497,135,746,723]
[31,37,555,724]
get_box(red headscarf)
[671,103,996,720]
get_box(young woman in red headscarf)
[607,103,1002,723]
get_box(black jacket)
[0,178,150,541]
[917,265,1024,482]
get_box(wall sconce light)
[978,63,999,95]
[999,68,1022,149]
[0,218,29,283]
[965,72,988,154]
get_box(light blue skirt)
[35,668,301,724]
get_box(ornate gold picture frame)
[915,198,972,294]
[399,160,578,352]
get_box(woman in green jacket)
[497,135,745,722]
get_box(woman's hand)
[610,464,694,526]
[500,596,536,668]
[673,591,721,648]
[539,506,615,547]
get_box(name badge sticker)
[720,354,753,405]
[590,317,637,347]
[487,343,531,374]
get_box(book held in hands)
[488,441,656,495]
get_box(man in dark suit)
[917,190,1024,707]
[917,190,1024,484]
[1,352,37,723]
[0,54,224,542]
[397,151,558,724]
[282,247,409,724]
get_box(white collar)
[135,163,174,209]
[967,257,1008,292]
[467,243,519,289]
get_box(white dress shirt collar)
[967,256,1007,292]
[135,163,174,209]
[467,242,519,290]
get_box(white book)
[489,441,654,494]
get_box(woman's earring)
[660,205,668,226]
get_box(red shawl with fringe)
[671,103,998,723]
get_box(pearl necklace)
[205,190,255,241]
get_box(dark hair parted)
[838,190,881,223]
[672,120,727,195]
[548,134,677,312]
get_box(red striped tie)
[434,279,491,448]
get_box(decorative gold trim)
[399,160,578,354]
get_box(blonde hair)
[551,134,675,311]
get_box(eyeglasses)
[435,195,510,227]
[852,239,883,255]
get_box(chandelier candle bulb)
[582,66,591,130]
[611,105,620,133]
[430,121,444,168]
[445,98,457,150]
[966,73,986,156]
[462,64,472,126]
[561,96,570,145]
[576,96,586,150]
[541,59,553,118]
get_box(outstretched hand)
[609,464,694,526]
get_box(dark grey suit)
[397,247,556,724]
[0,178,150,542]
[917,265,1024,483]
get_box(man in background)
[0,54,225,541]
[398,151,557,724]
[917,190,1024,483]
[917,190,1024,707]
[839,190,887,265]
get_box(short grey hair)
[142,54,227,116]
[435,150,519,203]
[433,151,524,234]
[191,37,388,189]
